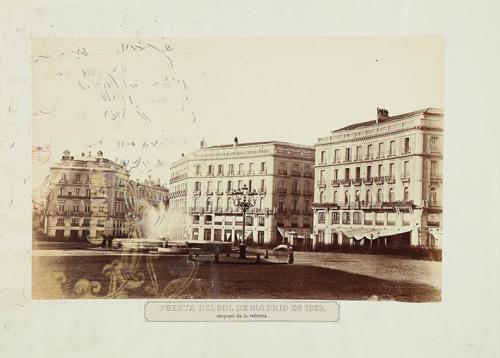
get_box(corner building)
[43,150,168,241]
[312,108,443,248]
[169,139,315,246]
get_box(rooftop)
[206,140,314,150]
[332,107,443,133]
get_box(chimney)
[376,107,389,123]
[233,137,238,147]
[200,139,206,149]
[81,152,85,157]
[97,150,103,158]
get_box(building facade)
[312,108,443,248]
[169,138,315,246]
[42,150,168,241]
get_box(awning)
[245,231,253,240]
[278,228,312,239]
[340,227,412,240]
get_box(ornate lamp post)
[230,184,257,259]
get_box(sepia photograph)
[31,37,443,302]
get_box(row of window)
[317,160,440,184]
[317,187,438,205]
[318,136,440,165]
[193,161,313,177]
[193,196,312,213]
[56,218,91,226]
[192,214,311,229]
[317,211,412,226]
[192,228,266,245]
[58,187,92,197]
[58,201,92,213]
[193,179,312,194]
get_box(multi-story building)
[169,138,315,246]
[42,150,168,241]
[312,108,443,248]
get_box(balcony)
[169,173,187,184]
[247,170,255,175]
[276,188,288,194]
[316,181,327,188]
[401,175,411,183]
[387,151,397,158]
[343,158,352,163]
[58,194,83,199]
[291,171,301,177]
[216,191,224,195]
[353,155,363,162]
[205,191,214,195]
[365,153,374,160]
[376,152,385,159]
[193,190,201,196]
[303,190,313,196]
[258,188,267,195]
[340,179,351,186]
[290,209,301,215]
[259,170,267,175]
[291,190,300,195]
[430,174,443,183]
[384,175,396,184]
[363,177,373,185]
[430,146,441,154]
[352,178,362,186]
[402,147,412,155]
[374,176,385,184]
[331,179,341,187]
[303,172,313,178]
[277,208,288,214]
[277,169,288,175]
[311,202,340,209]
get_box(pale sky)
[32,37,444,189]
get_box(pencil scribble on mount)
[31,37,443,303]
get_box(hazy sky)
[32,37,444,189]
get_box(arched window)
[333,191,338,203]
[388,188,394,202]
[194,197,199,209]
[377,188,383,203]
[430,187,437,205]
[319,191,324,204]
[355,190,360,203]
[403,187,409,202]
[227,197,232,210]
[344,191,349,205]
[259,197,264,210]
[206,197,212,211]
[365,189,371,204]
[216,197,221,210]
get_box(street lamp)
[230,184,257,259]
